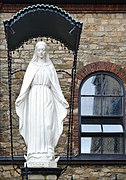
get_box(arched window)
[79,72,125,155]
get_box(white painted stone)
[24,154,59,168]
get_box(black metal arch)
[4,4,82,52]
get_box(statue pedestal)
[24,154,59,168]
[24,158,57,168]
[21,167,62,180]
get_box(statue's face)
[36,44,46,59]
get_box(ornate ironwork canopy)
[4,4,82,51]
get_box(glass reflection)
[81,74,123,116]
[81,96,122,116]
[103,125,123,132]
[81,124,123,133]
[103,137,123,154]
[81,137,101,154]
[81,125,101,132]
[102,97,122,115]
[81,74,122,96]
[81,137,123,154]
[81,75,101,95]
[81,137,92,153]
[80,73,124,155]
[81,97,101,116]
[102,75,122,96]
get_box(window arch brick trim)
[76,62,126,83]
[73,62,126,155]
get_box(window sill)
[59,155,126,165]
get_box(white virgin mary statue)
[15,41,69,167]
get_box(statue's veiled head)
[31,41,49,63]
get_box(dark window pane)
[102,97,122,115]
[102,75,123,96]
[81,75,101,95]
[81,97,101,116]
[81,137,101,154]
[103,137,123,154]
